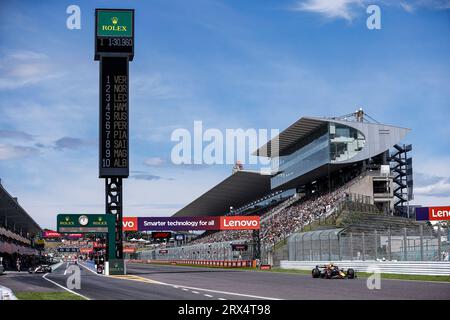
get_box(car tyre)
[312,268,320,278]
[347,268,355,279]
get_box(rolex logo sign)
[102,19,127,32]
[97,10,133,37]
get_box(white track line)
[165,283,281,300]
[127,264,283,300]
[81,262,283,300]
[42,263,90,300]
[78,261,103,276]
[204,294,213,298]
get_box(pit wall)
[128,259,256,268]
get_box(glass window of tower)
[329,123,365,162]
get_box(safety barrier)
[0,285,17,300]
[129,259,256,268]
[280,260,450,276]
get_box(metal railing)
[280,260,450,276]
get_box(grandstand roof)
[254,117,325,157]
[0,182,42,237]
[254,116,410,157]
[173,170,272,217]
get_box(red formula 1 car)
[312,264,356,279]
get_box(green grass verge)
[263,267,450,282]
[15,291,86,300]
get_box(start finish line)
[122,216,260,232]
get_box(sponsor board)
[122,217,138,231]
[231,244,248,251]
[97,10,133,37]
[175,234,185,241]
[134,216,260,231]
[219,216,260,230]
[95,9,134,60]
[43,230,62,238]
[416,206,450,221]
[260,265,272,270]
[109,259,125,275]
[152,232,172,239]
[138,217,220,231]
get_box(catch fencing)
[286,225,449,262]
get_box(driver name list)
[100,57,129,177]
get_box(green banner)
[97,10,133,37]
[57,214,116,264]
[109,259,125,275]
[57,214,113,234]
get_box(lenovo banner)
[416,206,450,221]
[219,216,260,230]
[43,230,62,238]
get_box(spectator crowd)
[188,177,363,247]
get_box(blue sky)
[0,0,449,229]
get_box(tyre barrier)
[128,259,256,268]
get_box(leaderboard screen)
[99,56,129,178]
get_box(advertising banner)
[138,216,220,231]
[122,217,138,231]
[219,216,260,230]
[135,216,260,231]
[95,9,134,60]
[43,230,62,238]
[416,206,450,221]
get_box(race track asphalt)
[1,262,449,300]
[125,262,450,300]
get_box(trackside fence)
[129,259,256,268]
[287,226,449,262]
[136,240,255,261]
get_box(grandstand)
[0,180,43,270]
[138,109,428,263]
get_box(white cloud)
[291,0,366,21]
[405,0,450,11]
[0,144,38,160]
[291,1,450,21]
[0,51,61,90]
[400,1,415,12]
[415,178,450,197]
[144,157,166,166]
